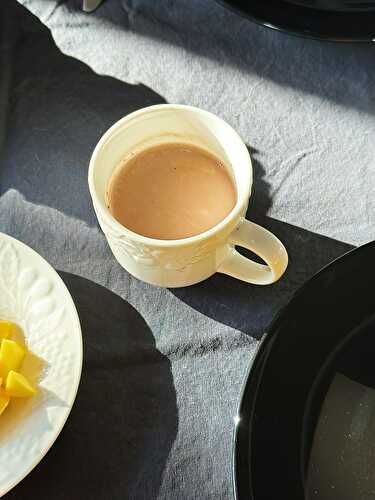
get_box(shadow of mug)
[172,215,353,339]
[171,146,353,340]
[5,272,178,500]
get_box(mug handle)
[218,219,288,285]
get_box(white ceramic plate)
[0,233,82,496]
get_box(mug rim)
[88,104,252,248]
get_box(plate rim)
[232,239,375,499]
[0,232,83,497]
[217,0,375,42]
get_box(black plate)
[233,241,375,499]
[218,0,375,41]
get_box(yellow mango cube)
[0,339,26,379]
[0,393,10,415]
[6,371,36,398]
[0,320,17,340]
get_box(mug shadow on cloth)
[5,272,178,500]
[171,151,354,339]
[172,218,353,340]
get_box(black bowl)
[234,240,375,499]
[218,1,375,41]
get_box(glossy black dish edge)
[232,240,375,499]
[217,0,375,42]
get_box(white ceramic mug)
[88,104,288,288]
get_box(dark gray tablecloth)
[0,0,374,498]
